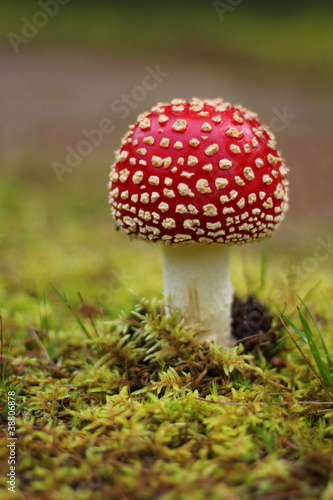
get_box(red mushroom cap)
[109,98,289,245]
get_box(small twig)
[52,285,93,340]
[78,292,100,338]
[195,397,333,407]
[28,328,51,362]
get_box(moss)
[1,292,333,500]
[0,175,332,498]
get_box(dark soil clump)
[232,295,277,355]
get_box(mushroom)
[109,98,289,346]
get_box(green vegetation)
[283,299,333,393]
[1,289,333,499]
[1,173,333,499]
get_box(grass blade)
[51,285,93,340]
[280,316,333,400]
[297,308,333,388]
[260,241,267,293]
[283,299,333,392]
[298,296,333,372]
[281,313,307,343]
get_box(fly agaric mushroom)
[109,98,289,346]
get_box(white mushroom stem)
[162,244,233,346]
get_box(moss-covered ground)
[1,177,333,500]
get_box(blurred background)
[1,0,332,316]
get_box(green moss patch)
[1,294,333,500]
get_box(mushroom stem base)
[162,244,233,346]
